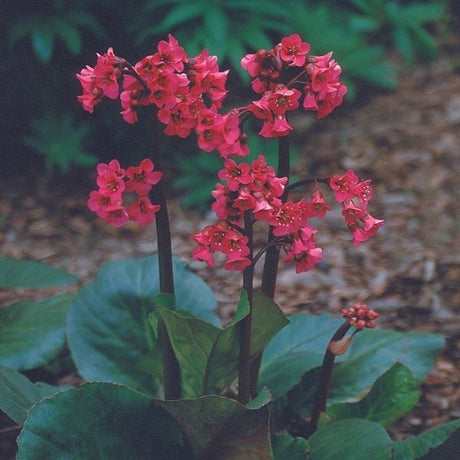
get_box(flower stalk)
[238,211,254,404]
[249,135,291,397]
[308,322,352,435]
[151,121,181,400]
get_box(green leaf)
[271,433,309,460]
[16,383,189,459]
[156,395,272,459]
[309,419,391,459]
[157,290,288,397]
[0,294,74,370]
[161,3,207,31]
[392,419,460,460]
[327,363,420,426]
[206,290,288,392]
[258,313,342,399]
[203,6,229,57]
[156,305,220,397]
[0,257,76,288]
[0,365,65,425]
[246,386,272,410]
[393,26,415,66]
[329,328,444,404]
[67,255,217,396]
[52,19,81,55]
[31,27,54,63]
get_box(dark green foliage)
[23,113,96,172]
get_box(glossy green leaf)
[327,363,420,426]
[0,365,65,425]
[392,419,460,460]
[0,257,76,288]
[260,312,443,419]
[67,255,217,396]
[271,433,309,460]
[329,328,444,403]
[258,313,342,399]
[0,293,74,370]
[158,290,288,397]
[157,395,271,459]
[17,383,189,459]
[308,419,391,460]
[157,305,220,397]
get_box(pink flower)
[306,188,330,218]
[218,159,252,191]
[96,170,125,199]
[152,34,187,72]
[349,213,384,246]
[279,34,310,67]
[105,206,129,227]
[125,159,163,196]
[329,170,359,203]
[268,85,301,116]
[127,197,160,225]
[268,201,308,237]
[87,190,114,219]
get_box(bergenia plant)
[4,33,458,459]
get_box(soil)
[1,46,459,456]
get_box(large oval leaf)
[308,418,391,460]
[67,255,217,395]
[0,258,76,288]
[329,327,444,403]
[17,382,189,459]
[258,313,343,398]
[327,363,420,426]
[156,395,272,459]
[0,293,74,370]
[0,365,65,425]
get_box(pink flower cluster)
[77,48,123,113]
[88,159,162,226]
[77,35,248,159]
[242,33,347,137]
[192,155,326,272]
[77,34,347,159]
[341,302,379,329]
[329,170,384,245]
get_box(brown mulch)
[1,48,459,454]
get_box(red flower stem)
[249,135,291,397]
[238,210,254,404]
[308,322,351,435]
[151,119,181,400]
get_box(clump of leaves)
[133,0,290,80]
[348,0,446,66]
[8,0,103,63]
[23,113,96,172]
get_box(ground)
[0,47,459,454]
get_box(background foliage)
[1,0,453,204]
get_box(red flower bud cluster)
[329,170,384,245]
[242,33,347,137]
[88,159,162,226]
[341,302,379,329]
